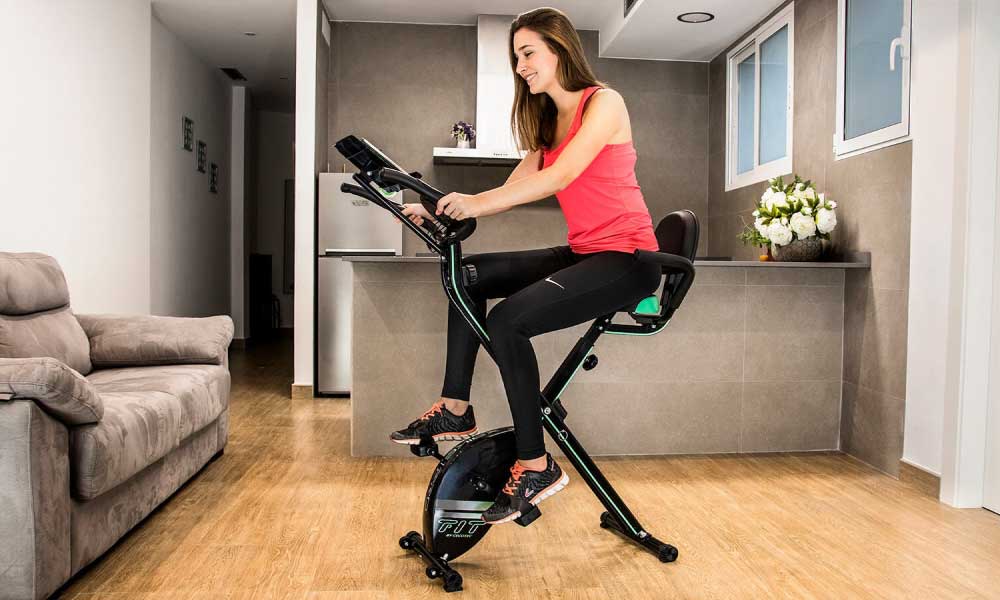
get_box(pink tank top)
[542,86,659,255]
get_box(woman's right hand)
[399,203,433,227]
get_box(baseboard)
[899,460,941,499]
[291,383,313,399]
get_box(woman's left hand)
[435,192,483,220]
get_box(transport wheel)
[399,531,419,549]
[426,566,440,579]
[443,571,464,592]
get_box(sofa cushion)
[0,252,70,315]
[71,364,230,500]
[0,308,93,377]
[77,314,234,367]
[0,253,92,375]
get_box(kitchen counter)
[346,253,869,458]
[342,254,871,269]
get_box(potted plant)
[451,121,475,149]
[739,175,838,262]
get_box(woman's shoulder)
[582,87,627,118]
[590,86,618,98]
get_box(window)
[726,4,794,191]
[834,0,911,158]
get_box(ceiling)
[323,0,612,29]
[152,0,296,112]
[150,0,784,113]
[324,0,784,61]
[602,0,784,61]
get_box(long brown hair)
[508,8,606,152]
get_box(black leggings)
[441,245,661,460]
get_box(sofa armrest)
[0,400,72,599]
[76,314,234,368]
[0,357,103,425]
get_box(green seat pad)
[632,295,660,316]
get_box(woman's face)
[512,28,559,95]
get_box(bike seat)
[631,295,661,316]
[623,210,699,326]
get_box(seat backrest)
[654,209,699,262]
[0,253,92,375]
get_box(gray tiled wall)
[330,10,908,471]
[350,263,845,458]
[706,0,911,475]
[326,23,709,256]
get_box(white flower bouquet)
[739,175,837,259]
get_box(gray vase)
[771,237,824,262]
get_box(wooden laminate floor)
[59,338,1000,599]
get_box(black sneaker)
[389,401,478,444]
[482,453,569,524]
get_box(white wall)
[294,0,321,388]
[255,110,295,327]
[150,14,232,318]
[906,1,1000,507]
[938,0,1000,508]
[903,0,961,476]
[244,92,257,333]
[0,1,152,314]
[230,87,249,339]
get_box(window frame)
[725,3,795,192]
[834,0,912,160]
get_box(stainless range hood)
[433,15,527,167]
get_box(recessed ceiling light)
[677,12,714,23]
[243,31,257,37]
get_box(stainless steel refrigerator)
[317,172,403,395]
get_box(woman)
[391,7,662,525]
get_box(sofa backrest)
[0,253,92,375]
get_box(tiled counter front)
[347,257,866,458]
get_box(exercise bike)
[334,135,698,593]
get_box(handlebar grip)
[341,182,383,205]
[375,168,444,202]
[341,182,367,196]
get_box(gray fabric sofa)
[0,252,233,599]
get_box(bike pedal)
[514,505,542,527]
[409,436,440,458]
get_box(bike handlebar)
[373,168,477,243]
[375,168,443,201]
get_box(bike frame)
[348,166,680,556]
[437,237,675,556]
[334,136,691,590]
